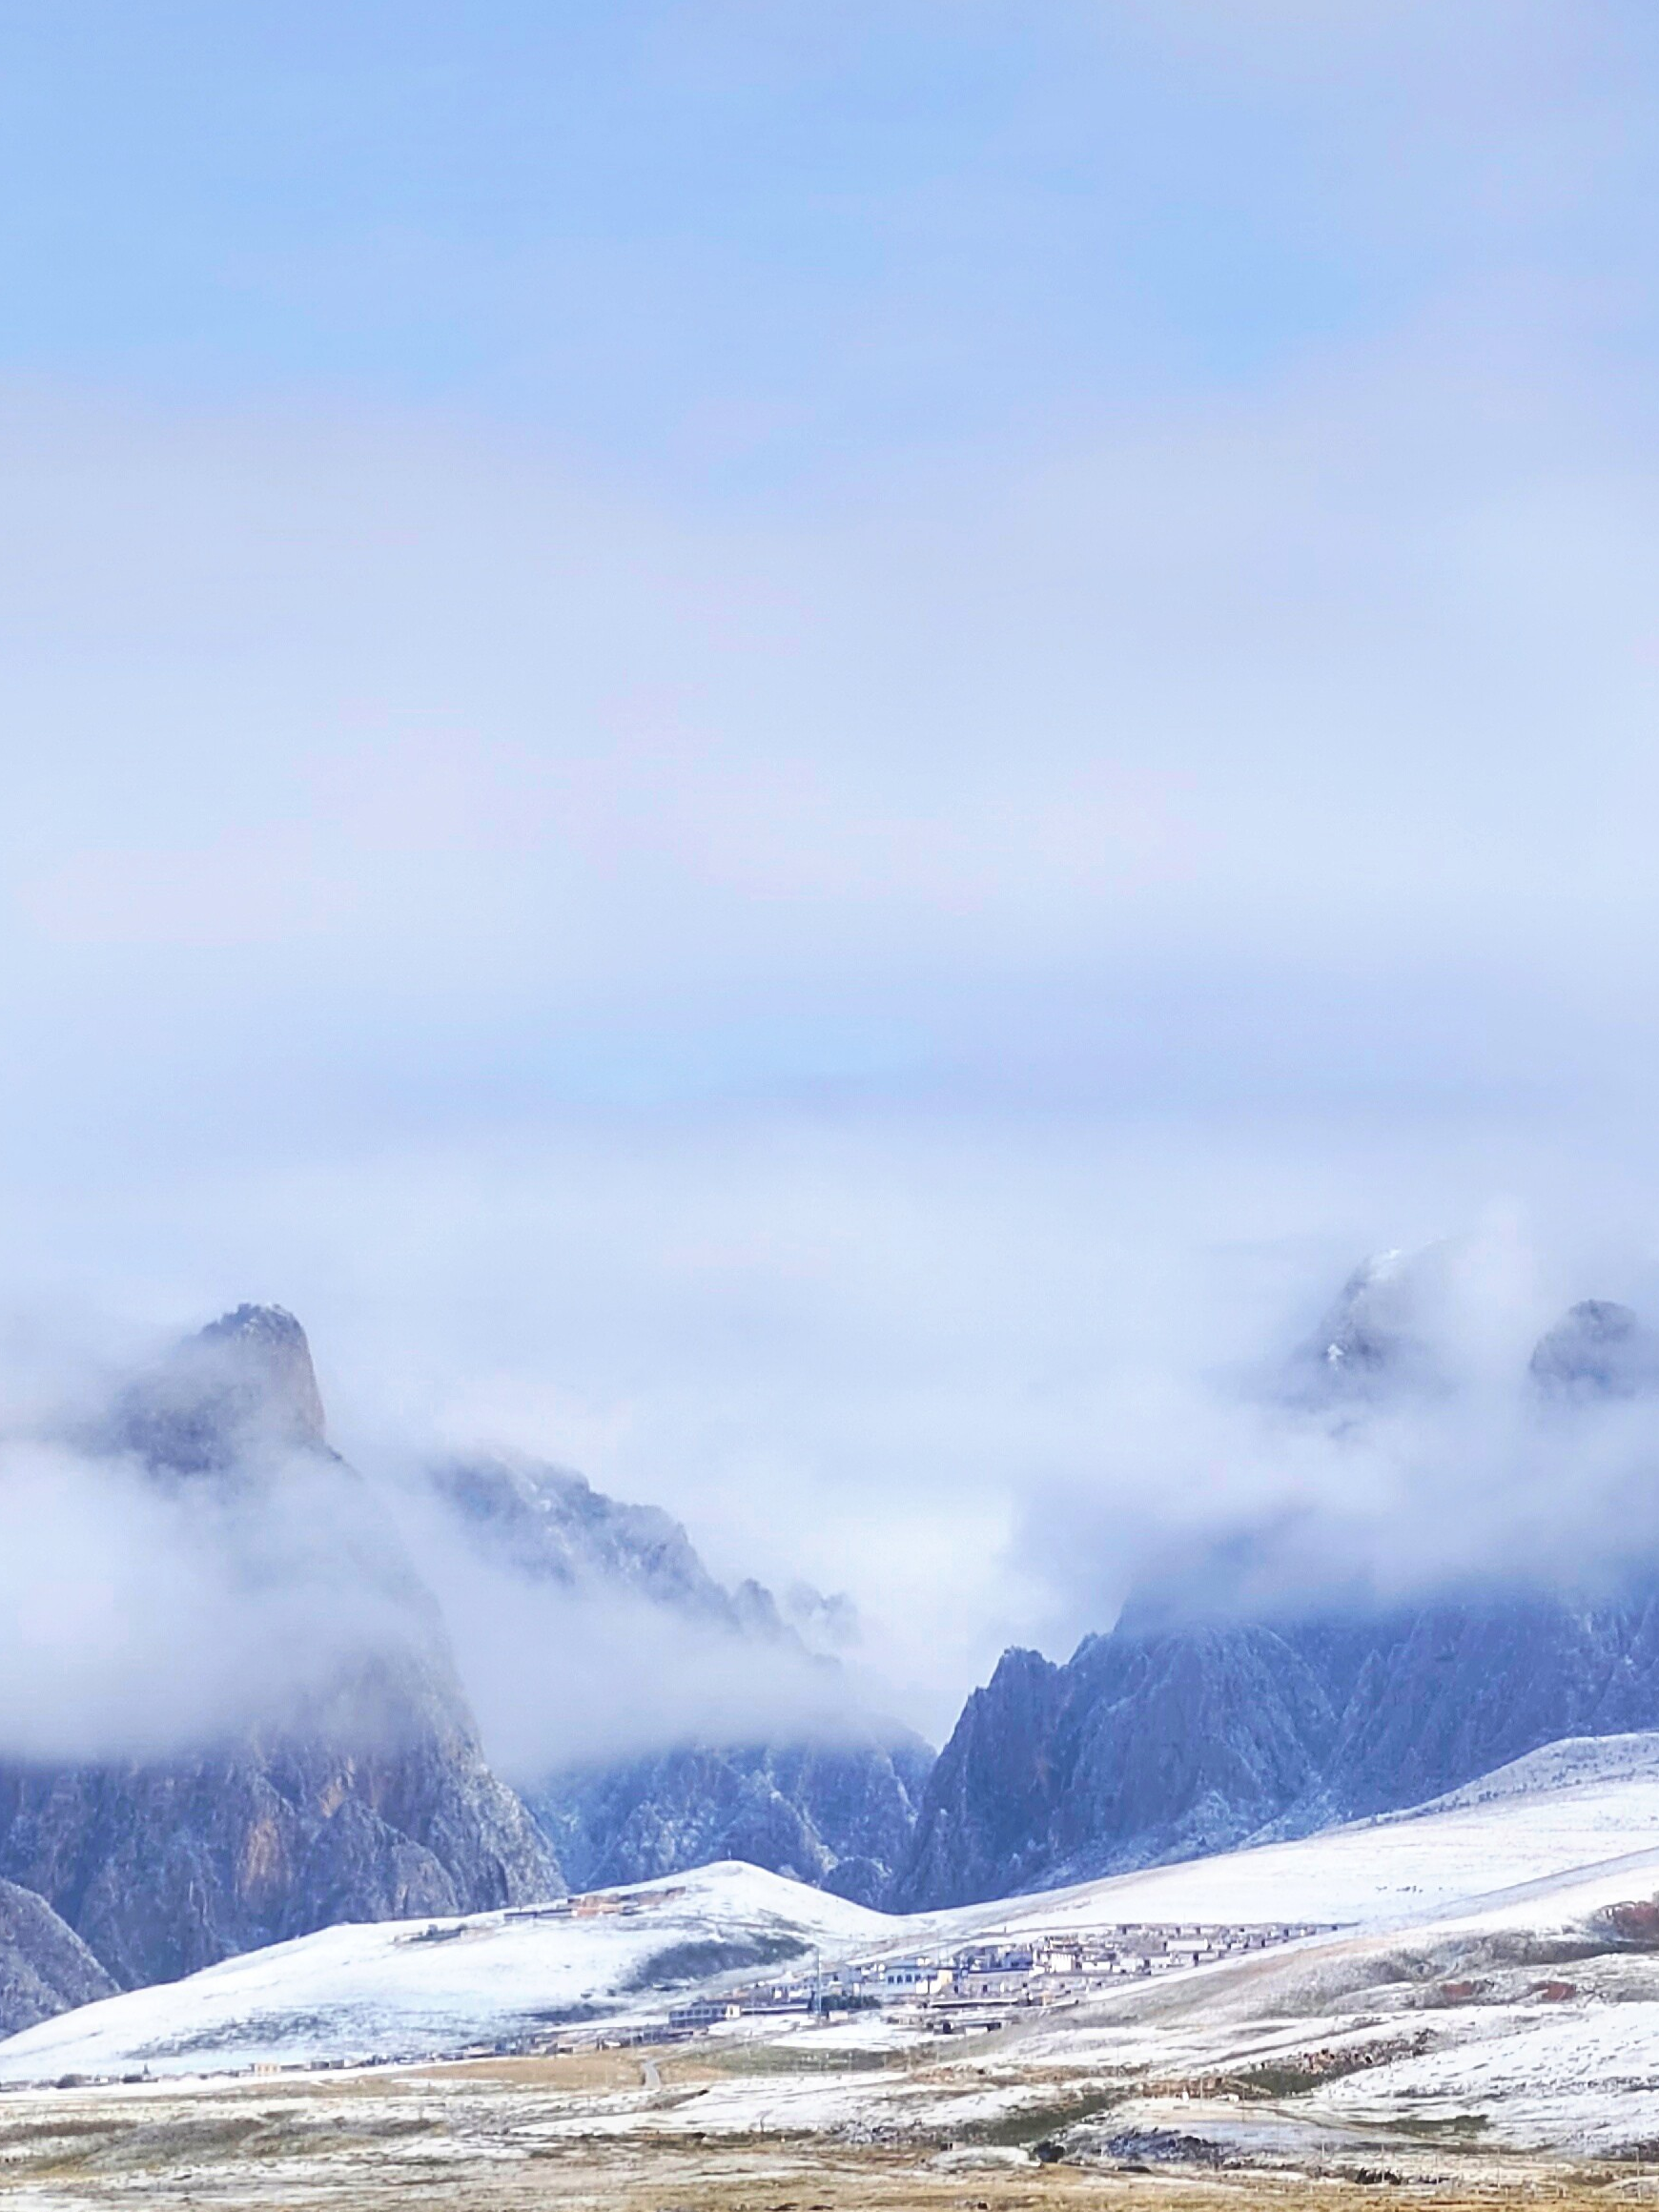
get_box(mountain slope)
[13,1730,1659,2086]
[895,1269,1659,1910]
[0,1879,116,2038]
[896,1595,1659,1907]
[0,1308,559,1989]
[0,1861,895,2079]
[427,1450,934,1901]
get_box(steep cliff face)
[894,1273,1659,1910]
[532,1735,933,1907]
[0,1309,560,1990]
[0,1879,115,2038]
[427,1451,934,1902]
[890,1649,1069,1909]
[895,1593,1659,1907]
[896,1625,1346,1907]
[0,1680,559,1988]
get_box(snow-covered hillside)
[11,1730,1659,2095]
[0,1865,888,2081]
[1026,1736,1659,2156]
[974,1727,1659,1936]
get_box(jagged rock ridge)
[895,1595,1659,1907]
[895,1269,1659,1910]
[428,1451,934,1904]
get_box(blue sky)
[8,2,1659,1727]
[5,3,1648,471]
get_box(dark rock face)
[0,1680,559,1988]
[891,1649,1070,1908]
[0,1884,115,2035]
[0,1309,560,1992]
[894,1593,1659,1908]
[532,1735,933,1906]
[894,1279,1659,1911]
[0,1878,116,2036]
[896,1627,1333,1908]
[535,1742,927,1901]
[428,1452,935,1901]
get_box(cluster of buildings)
[663,1916,1341,2038]
[29,1908,1347,2082]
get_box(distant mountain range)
[0,1302,927,2018]
[4,1259,1659,2027]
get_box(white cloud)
[3,0,1659,1745]
[0,1438,418,1762]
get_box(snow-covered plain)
[14,1730,1659,2161]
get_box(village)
[660,1914,1345,2039]
[488,1887,1347,2056]
[10,1888,1351,2086]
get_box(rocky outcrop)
[0,1879,115,2037]
[894,1591,1659,1908]
[532,1734,933,1907]
[430,1452,750,1623]
[0,1308,560,1990]
[894,1277,1659,1910]
[0,1677,559,1988]
[1529,1300,1659,1400]
[113,1302,329,1475]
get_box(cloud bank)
[5,5,1659,1743]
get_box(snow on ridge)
[0,1859,892,2084]
[934,1733,1659,1941]
[1366,1730,1659,1823]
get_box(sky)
[8,2,1659,1740]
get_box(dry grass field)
[0,2058,1649,2212]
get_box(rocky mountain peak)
[198,1302,327,1438]
[116,1301,328,1476]
[1529,1299,1659,1401]
[1289,1246,1443,1405]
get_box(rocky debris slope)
[0,1878,116,2037]
[0,1307,559,1990]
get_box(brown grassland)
[0,2057,1648,2212]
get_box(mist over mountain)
[407,1450,934,1903]
[0,1305,558,1987]
[893,1246,1659,1909]
[0,1301,934,1991]
[11,1236,1659,2002]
